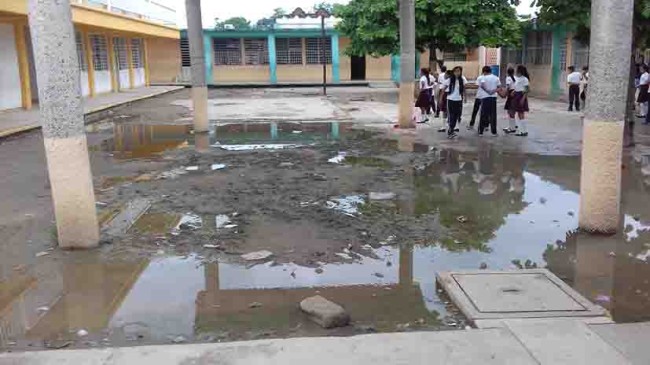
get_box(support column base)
[398,83,415,129]
[192,86,209,133]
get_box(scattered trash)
[595,294,611,304]
[465,325,472,330]
[539,197,547,204]
[134,174,153,182]
[300,295,350,329]
[479,262,488,270]
[215,214,232,229]
[241,250,273,261]
[45,340,72,349]
[216,144,302,151]
[37,306,50,313]
[35,251,49,258]
[335,252,353,260]
[379,235,396,246]
[326,195,365,216]
[156,168,189,180]
[373,273,385,278]
[361,244,373,250]
[292,130,303,134]
[77,329,89,337]
[203,244,220,249]
[223,224,238,229]
[369,192,396,201]
[95,201,108,207]
[328,152,347,164]
[315,268,324,274]
[172,336,186,344]
[456,216,468,223]
[185,166,199,172]
[568,211,575,216]
[608,252,617,257]
[278,162,294,168]
[249,302,263,309]
[171,213,202,235]
[211,164,227,171]
[634,215,641,222]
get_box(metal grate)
[443,51,467,62]
[276,38,303,65]
[244,38,269,65]
[572,40,589,69]
[75,31,87,71]
[89,34,109,71]
[559,37,567,70]
[131,38,144,68]
[180,38,191,67]
[113,37,129,70]
[213,38,242,65]
[305,37,331,65]
[525,31,552,65]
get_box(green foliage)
[336,0,523,57]
[214,17,251,30]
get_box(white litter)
[326,195,365,216]
[216,144,302,151]
[292,131,303,134]
[379,235,396,246]
[328,152,347,164]
[35,251,49,258]
[241,250,274,261]
[211,164,227,170]
[369,192,396,201]
[335,252,353,260]
[215,214,231,228]
[171,213,202,235]
[36,306,50,313]
[77,329,89,337]
[203,244,220,249]
[185,166,199,171]
[223,224,238,229]
[156,168,189,180]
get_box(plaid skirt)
[439,92,448,112]
[415,90,431,109]
[638,85,649,103]
[504,92,514,111]
[513,92,529,113]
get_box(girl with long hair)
[415,68,433,123]
[512,65,530,137]
[503,67,517,134]
[444,66,468,139]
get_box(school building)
[0,0,180,112]
[500,22,590,99]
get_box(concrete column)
[28,0,99,248]
[185,0,209,133]
[202,34,213,84]
[391,54,399,83]
[579,0,633,233]
[331,34,340,83]
[268,34,277,84]
[398,0,416,129]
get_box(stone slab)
[475,316,614,329]
[590,322,650,365]
[436,269,606,321]
[0,329,538,365]
[503,319,630,365]
[101,198,151,237]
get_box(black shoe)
[568,108,573,112]
[515,132,528,137]
[454,128,460,132]
[448,133,458,139]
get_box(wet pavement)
[2,91,650,353]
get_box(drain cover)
[437,269,606,321]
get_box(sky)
[171,0,538,28]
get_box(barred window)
[180,38,191,67]
[75,31,87,72]
[214,38,242,65]
[113,37,129,70]
[501,47,523,66]
[131,38,144,68]
[559,37,567,71]
[572,40,589,69]
[89,34,109,71]
[305,37,331,64]
[244,38,269,65]
[443,51,467,62]
[525,31,552,65]
[276,38,302,65]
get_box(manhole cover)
[437,269,606,321]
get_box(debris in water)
[361,244,373,250]
[96,201,108,207]
[223,224,238,229]
[37,306,50,313]
[278,162,294,168]
[45,340,72,349]
[241,250,273,261]
[215,214,232,229]
[185,166,199,171]
[216,144,302,151]
[172,336,186,344]
[211,164,227,171]
[456,216,468,223]
[292,130,303,134]
[171,213,202,235]
[379,235,396,246]
[35,251,49,257]
[479,262,488,270]
[335,252,353,260]
[568,211,575,216]
[369,192,396,201]
[77,329,89,337]
[539,197,547,204]
[203,244,220,249]
[374,273,385,278]
[326,195,365,216]
[300,295,350,329]
[328,152,347,164]
[249,302,263,309]
[315,268,324,274]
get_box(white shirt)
[419,75,431,90]
[505,76,515,90]
[514,76,529,92]
[479,74,501,98]
[438,74,447,90]
[428,74,436,88]
[640,72,649,86]
[475,75,486,99]
[444,76,468,101]
[567,71,582,85]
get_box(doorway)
[351,55,366,80]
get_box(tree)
[214,16,251,30]
[336,0,523,70]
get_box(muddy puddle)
[3,127,650,351]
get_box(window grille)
[75,31,87,71]
[559,38,567,71]
[89,34,109,71]
[276,38,303,65]
[131,38,144,68]
[305,37,332,64]
[113,37,128,70]
[443,51,467,62]
[501,48,523,65]
[180,38,191,67]
[213,38,242,65]
[244,38,269,65]
[572,40,590,69]
[525,31,552,65]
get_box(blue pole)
[331,34,340,83]
[203,34,213,85]
[268,34,277,84]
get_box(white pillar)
[398,0,415,129]
[185,0,209,133]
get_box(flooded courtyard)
[2,89,650,352]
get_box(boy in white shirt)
[477,66,501,136]
[469,74,485,130]
[567,66,582,112]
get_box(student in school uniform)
[444,66,468,139]
[415,68,433,123]
[580,66,589,103]
[567,66,583,112]
[427,68,437,115]
[469,72,485,131]
[435,65,448,120]
[477,66,501,136]
[512,65,530,137]
[503,68,518,134]
[636,65,650,118]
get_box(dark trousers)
[569,84,581,111]
[447,100,463,135]
[479,97,497,135]
[470,98,482,127]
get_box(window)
[501,47,523,66]
[443,51,467,62]
[89,34,109,71]
[572,40,589,69]
[525,31,552,65]
[559,38,567,71]
[305,37,332,64]
[113,37,129,70]
[75,31,87,72]
[214,38,242,65]
[180,38,191,67]
[244,38,269,65]
[276,38,303,65]
[131,38,144,68]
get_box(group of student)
[415,64,531,139]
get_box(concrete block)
[590,322,650,365]
[300,295,350,328]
